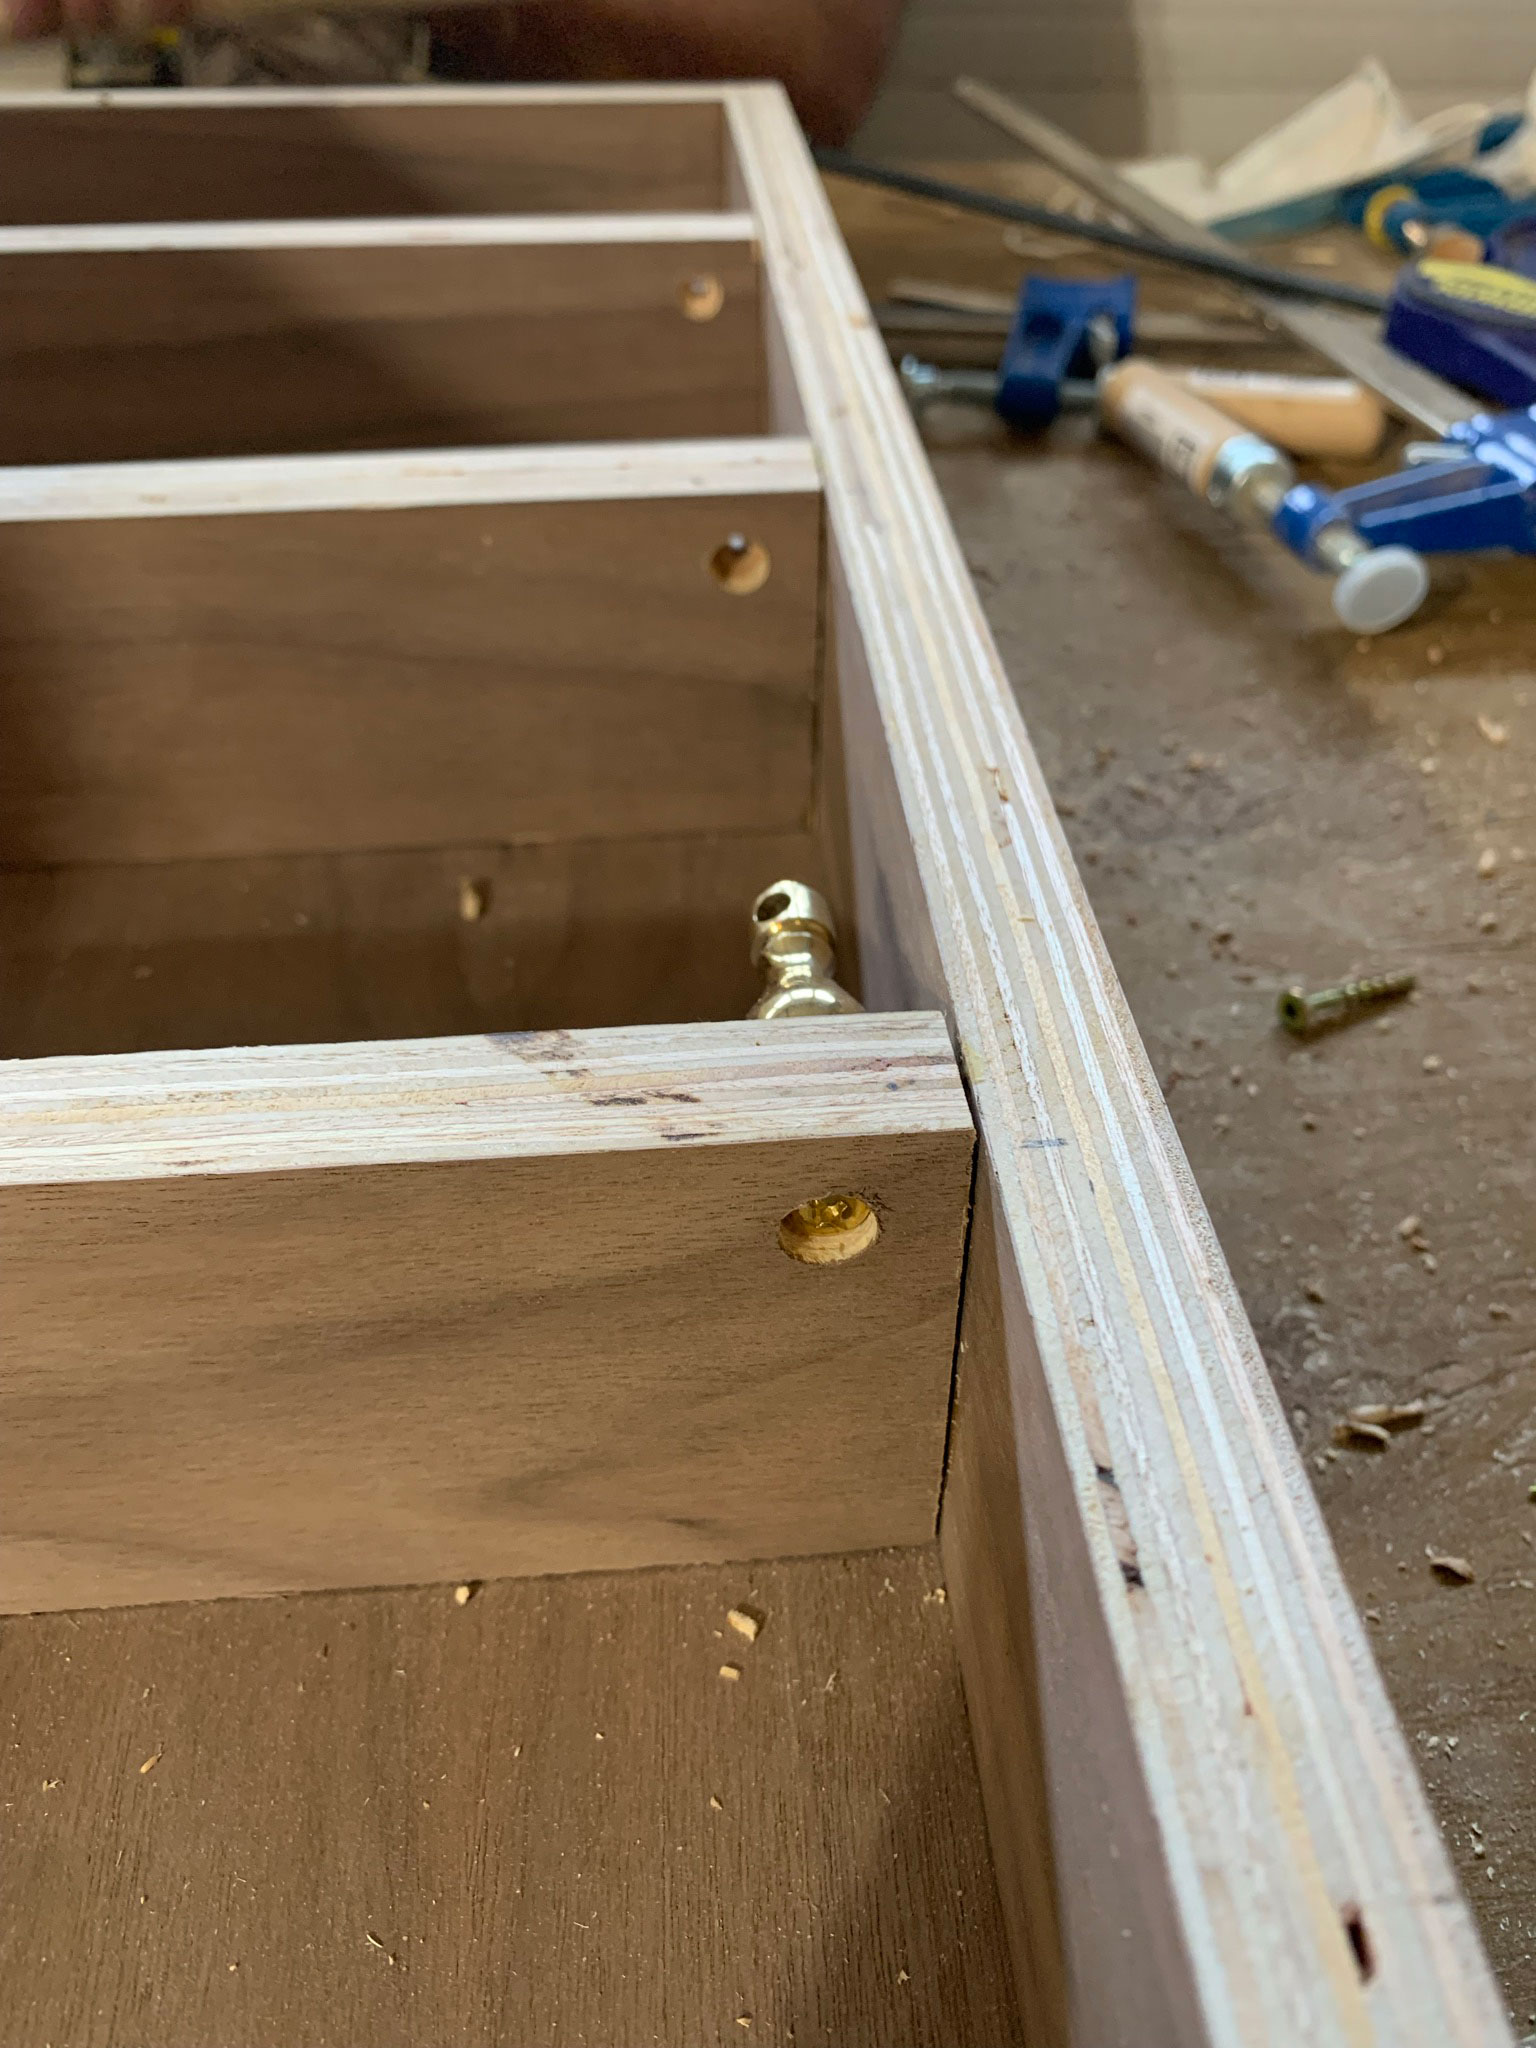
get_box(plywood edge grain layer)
[0,1011,968,1183]
[723,81,1511,2048]
[0,436,819,524]
[0,210,755,255]
[0,83,735,110]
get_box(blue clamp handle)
[1295,407,1536,557]
[1274,408,1536,560]
[994,274,1137,429]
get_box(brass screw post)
[748,880,863,1021]
[1278,971,1416,1035]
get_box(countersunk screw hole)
[678,273,724,321]
[778,1194,879,1266]
[710,534,771,595]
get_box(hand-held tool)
[812,149,1390,314]
[993,273,1135,428]
[951,77,1478,438]
[1350,169,1522,262]
[1095,360,1430,634]
[1276,403,1536,560]
[1385,259,1536,409]
[902,351,1386,460]
[900,270,1386,457]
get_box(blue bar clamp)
[1277,407,1536,565]
[993,274,1137,428]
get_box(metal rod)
[949,76,1477,437]
[813,148,1391,316]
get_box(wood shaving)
[139,1752,162,1775]
[1397,1214,1422,1239]
[453,1583,476,1606]
[1348,1401,1426,1433]
[457,878,489,922]
[708,1795,723,1811]
[1477,714,1508,746]
[1333,1419,1390,1451]
[1428,1553,1476,1585]
[1478,848,1499,877]
[718,1663,742,1683]
[726,1607,761,1643]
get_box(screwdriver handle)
[1172,369,1386,459]
[1096,358,1251,497]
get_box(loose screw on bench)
[1278,971,1416,1035]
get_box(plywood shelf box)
[0,83,1510,2048]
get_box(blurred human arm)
[431,0,904,144]
[6,0,904,144]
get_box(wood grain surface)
[0,829,830,1061]
[0,1546,1024,2048]
[942,1168,1205,2044]
[0,89,728,225]
[1,1015,973,1609]
[0,224,764,464]
[0,482,820,865]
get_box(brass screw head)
[777,1193,880,1265]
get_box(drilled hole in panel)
[709,534,771,595]
[677,273,724,321]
